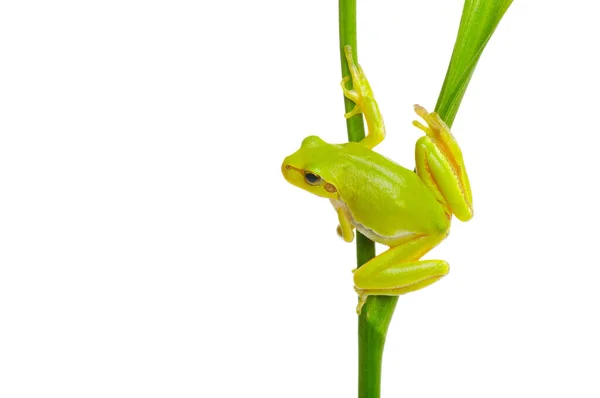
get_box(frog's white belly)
[330,199,415,246]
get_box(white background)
[1,1,599,397]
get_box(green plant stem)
[338,0,365,143]
[339,1,398,398]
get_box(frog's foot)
[340,77,362,119]
[344,104,362,119]
[336,225,344,240]
[354,287,369,315]
[340,46,372,116]
[340,76,359,102]
[336,209,355,243]
[340,45,385,149]
[412,105,450,140]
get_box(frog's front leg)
[413,105,473,221]
[333,202,355,242]
[340,46,386,150]
[353,233,449,314]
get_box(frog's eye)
[304,172,321,185]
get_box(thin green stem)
[339,0,365,143]
[339,1,398,398]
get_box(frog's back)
[334,142,449,242]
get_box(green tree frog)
[282,46,473,314]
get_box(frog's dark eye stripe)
[304,172,321,185]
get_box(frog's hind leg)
[413,105,473,222]
[352,233,449,314]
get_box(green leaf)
[435,0,513,127]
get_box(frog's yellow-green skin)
[282,46,473,314]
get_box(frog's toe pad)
[344,104,362,119]
[355,289,369,315]
[413,104,449,137]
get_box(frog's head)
[282,135,341,199]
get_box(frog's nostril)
[285,165,291,170]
